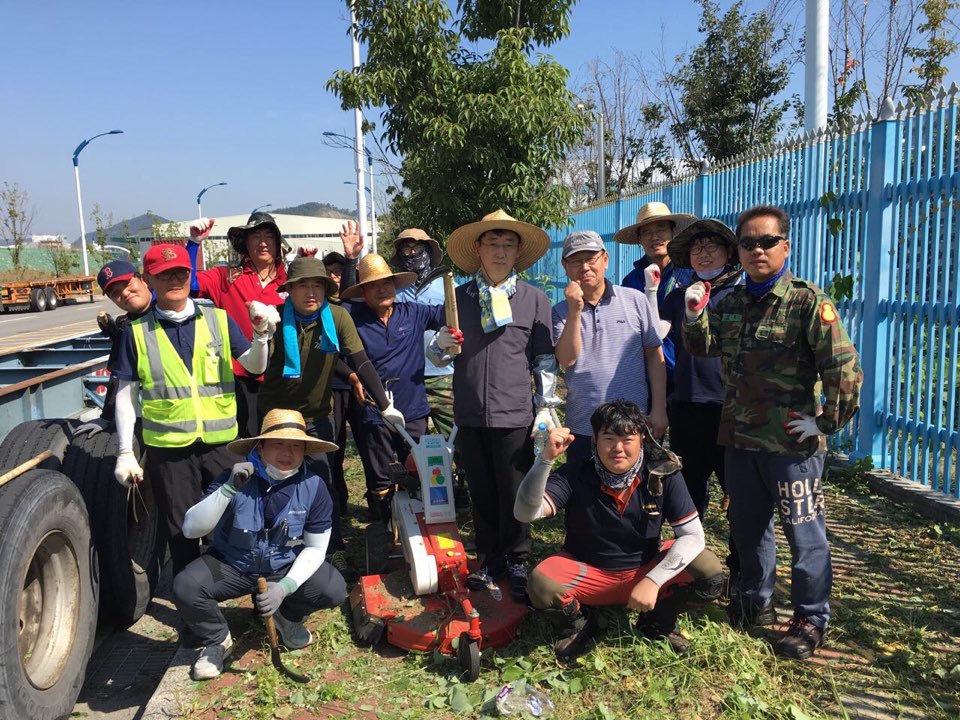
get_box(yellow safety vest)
[132,305,237,448]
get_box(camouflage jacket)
[681,272,862,456]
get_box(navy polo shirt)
[544,461,698,571]
[348,300,444,423]
[205,465,333,534]
[113,304,251,382]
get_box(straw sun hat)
[446,209,550,274]
[227,408,338,456]
[613,202,697,245]
[389,228,443,268]
[339,253,417,301]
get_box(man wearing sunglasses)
[682,205,862,661]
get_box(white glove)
[189,217,215,243]
[114,451,143,489]
[785,412,825,443]
[531,407,560,438]
[248,301,280,337]
[382,390,406,429]
[436,326,463,351]
[643,264,661,291]
[684,281,710,322]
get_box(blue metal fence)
[530,86,960,499]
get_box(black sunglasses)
[737,234,785,251]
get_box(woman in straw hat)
[436,209,561,604]
[339,252,462,523]
[616,202,697,389]
[187,212,290,437]
[174,409,348,681]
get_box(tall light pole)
[349,6,369,246]
[323,130,377,252]
[73,129,123,276]
[197,182,227,218]
[251,204,273,215]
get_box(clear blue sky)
[0,0,950,239]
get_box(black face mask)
[397,242,432,278]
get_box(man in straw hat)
[552,229,668,467]
[514,400,725,658]
[682,204,862,660]
[111,243,279,578]
[188,212,289,437]
[339,252,462,523]
[173,409,348,680]
[615,202,697,389]
[258,255,400,535]
[439,209,560,603]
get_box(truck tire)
[29,288,47,312]
[63,428,163,627]
[0,469,97,720]
[44,287,58,311]
[0,419,73,473]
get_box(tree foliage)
[0,182,34,274]
[327,0,588,241]
[667,0,794,163]
[903,0,960,104]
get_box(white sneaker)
[191,632,233,680]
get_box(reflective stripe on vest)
[132,306,237,447]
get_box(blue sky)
[0,1,953,238]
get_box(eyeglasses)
[397,243,424,256]
[737,234,785,251]
[154,268,190,282]
[564,251,605,269]
[638,225,672,240]
[689,240,723,256]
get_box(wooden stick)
[0,450,53,490]
[443,272,461,356]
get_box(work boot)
[552,600,593,660]
[635,613,690,655]
[727,594,776,630]
[505,563,528,603]
[191,632,233,680]
[273,611,313,650]
[775,615,825,660]
[365,489,394,525]
[466,563,502,599]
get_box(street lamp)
[197,182,228,218]
[324,131,378,253]
[73,129,123,276]
[251,204,273,215]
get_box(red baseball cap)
[143,243,191,276]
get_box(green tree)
[903,0,959,104]
[0,182,34,275]
[327,0,589,241]
[667,0,795,163]
[43,240,78,278]
[89,203,114,267]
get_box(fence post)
[613,196,623,284]
[857,98,899,462]
[694,160,712,218]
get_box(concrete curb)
[864,470,960,524]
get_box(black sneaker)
[505,563,528,603]
[727,597,776,629]
[635,614,690,654]
[775,616,825,660]
[466,565,502,600]
[554,602,593,660]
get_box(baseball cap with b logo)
[143,244,191,276]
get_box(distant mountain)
[272,202,356,219]
[73,212,170,247]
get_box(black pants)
[353,416,428,497]
[456,426,533,567]
[328,388,354,514]
[304,415,343,549]
[172,553,347,645]
[235,375,261,439]
[145,442,236,575]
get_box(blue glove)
[256,580,287,618]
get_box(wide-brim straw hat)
[613,202,697,245]
[339,253,417,300]
[446,209,550,274]
[227,212,286,256]
[668,218,740,270]
[389,228,443,268]
[227,408,338,456]
[279,256,339,296]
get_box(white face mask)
[265,464,299,482]
[154,298,196,323]
[695,266,727,281]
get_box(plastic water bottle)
[532,421,549,457]
[495,683,554,717]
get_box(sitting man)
[514,400,724,658]
[173,409,348,680]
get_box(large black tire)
[63,428,163,627]
[0,469,97,720]
[44,287,58,311]
[29,288,47,312]
[0,419,73,474]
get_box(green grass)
[182,447,959,719]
